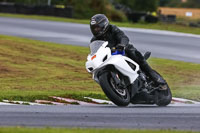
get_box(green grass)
[0,127,199,133]
[0,35,200,102]
[148,58,200,101]
[0,13,200,35]
[0,13,89,24]
[0,35,105,102]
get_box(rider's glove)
[111,47,116,53]
[116,44,125,51]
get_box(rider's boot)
[140,60,166,85]
[125,44,166,85]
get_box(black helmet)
[90,14,109,37]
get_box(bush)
[104,3,127,22]
[3,0,127,22]
[64,0,127,22]
[115,0,158,12]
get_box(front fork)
[110,72,126,90]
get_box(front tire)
[99,71,130,106]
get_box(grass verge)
[0,35,200,102]
[0,127,199,133]
[0,13,200,35]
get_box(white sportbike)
[86,41,172,106]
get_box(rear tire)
[155,84,172,106]
[99,71,130,106]
[153,71,172,106]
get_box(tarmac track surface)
[0,104,200,131]
[0,17,200,63]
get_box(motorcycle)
[86,41,172,106]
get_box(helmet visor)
[90,24,104,36]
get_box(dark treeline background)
[1,0,199,9]
[0,0,159,21]
[0,0,127,21]
[0,0,199,22]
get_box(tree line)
[0,0,199,21]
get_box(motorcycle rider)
[90,14,166,85]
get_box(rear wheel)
[99,71,130,106]
[155,84,172,106]
[153,71,172,106]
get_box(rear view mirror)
[144,52,151,60]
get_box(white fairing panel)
[98,55,139,83]
[86,41,139,84]
[86,46,111,72]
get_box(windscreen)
[89,41,105,55]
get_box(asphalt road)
[0,104,200,131]
[0,17,200,63]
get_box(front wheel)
[99,71,130,106]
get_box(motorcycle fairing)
[92,55,140,84]
[86,41,140,84]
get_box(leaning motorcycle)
[86,41,172,106]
